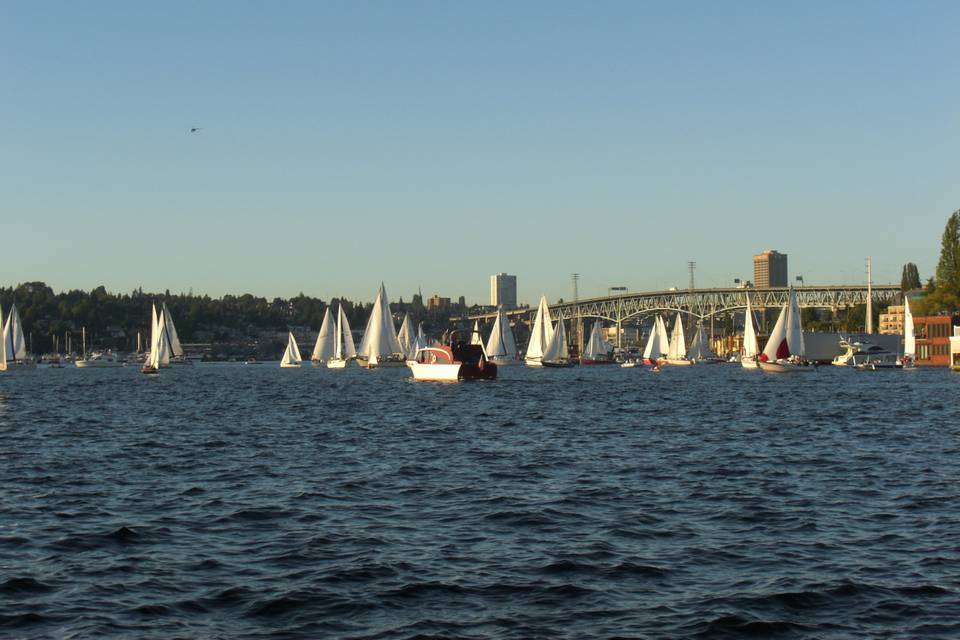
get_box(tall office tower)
[753,250,788,287]
[490,273,517,309]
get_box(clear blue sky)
[2,1,957,305]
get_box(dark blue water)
[2,364,960,638]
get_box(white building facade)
[490,273,517,309]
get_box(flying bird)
[189,127,201,133]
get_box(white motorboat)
[832,339,898,368]
[75,351,124,368]
[408,331,497,381]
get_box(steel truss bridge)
[457,285,902,330]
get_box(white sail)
[688,323,718,361]
[338,306,357,359]
[281,332,302,366]
[762,302,789,361]
[667,313,687,360]
[485,309,518,359]
[582,321,608,360]
[3,304,28,361]
[157,312,171,367]
[397,313,415,356]
[642,316,659,360]
[657,316,670,357]
[0,304,6,371]
[525,295,555,362]
[312,308,335,361]
[742,295,759,358]
[357,283,403,361]
[784,287,805,357]
[161,302,184,358]
[470,321,483,346]
[543,314,569,362]
[903,296,915,358]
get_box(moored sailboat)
[280,332,303,368]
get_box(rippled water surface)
[2,364,960,638]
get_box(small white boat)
[75,351,124,368]
[900,296,916,369]
[142,303,169,374]
[664,312,691,366]
[280,332,302,368]
[641,315,669,365]
[687,323,723,364]
[541,313,576,367]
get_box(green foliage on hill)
[0,282,466,355]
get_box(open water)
[1,363,960,639]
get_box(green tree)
[900,262,921,291]
[935,209,960,299]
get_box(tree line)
[0,283,468,355]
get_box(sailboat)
[397,313,416,358]
[160,302,190,365]
[665,312,690,366]
[642,315,669,365]
[280,332,303,368]
[356,283,405,368]
[408,323,430,360]
[2,304,34,368]
[327,305,357,369]
[485,308,519,365]
[687,323,722,364]
[469,321,484,346]
[311,308,335,365]
[901,297,916,369]
[142,304,169,374]
[524,295,555,367]
[542,313,575,367]
[0,304,6,372]
[581,320,615,364]
[741,295,760,369]
[758,287,815,372]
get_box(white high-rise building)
[490,273,517,309]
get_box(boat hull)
[407,360,497,381]
[580,358,617,365]
[665,358,691,366]
[542,360,576,368]
[280,362,302,368]
[326,359,349,369]
[525,358,543,368]
[759,360,817,373]
[488,357,520,366]
[740,358,759,369]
